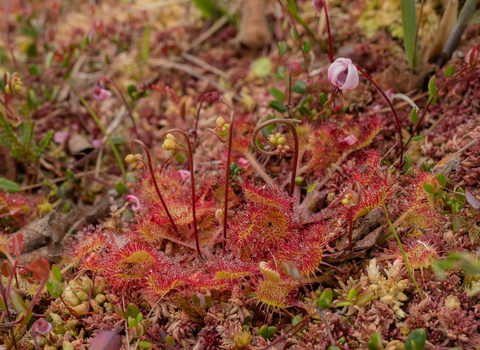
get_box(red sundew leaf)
[12,233,24,256]
[466,189,480,210]
[26,258,50,281]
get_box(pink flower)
[205,92,222,104]
[32,319,52,335]
[312,0,324,11]
[327,58,359,91]
[178,170,191,182]
[344,134,358,146]
[385,88,395,101]
[53,131,69,144]
[126,195,141,211]
[465,43,479,73]
[238,157,250,168]
[372,104,381,111]
[93,84,111,100]
[92,139,103,148]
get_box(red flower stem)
[284,7,310,74]
[4,0,18,72]
[98,77,139,138]
[162,130,202,258]
[323,1,334,63]
[348,206,353,251]
[355,65,404,167]
[403,65,469,151]
[0,95,14,118]
[193,93,212,146]
[251,119,300,197]
[130,140,179,235]
[0,278,18,350]
[5,258,18,297]
[86,272,95,313]
[223,113,236,253]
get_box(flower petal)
[339,63,359,90]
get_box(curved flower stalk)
[251,119,300,197]
[207,112,236,252]
[161,130,202,258]
[127,140,179,235]
[192,92,224,146]
[96,77,139,138]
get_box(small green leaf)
[52,265,62,282]
[139,341,153,349]
[303,40,311,54]
[45,51,55,67]
[347,284,360,300]
[444,65,456,78]
[355,292,374,307]
[428,76,437,95]
[412,135,424,141]
[166,335,175,346]
[405,328,426,350]
[317,288,332,310]
[403,155,411,170]
[10,290,27,313]
[115,182,126,195]
[28,64,42,75]
[127,303,140,318]
[290,28,299,41]
[292,81,307,94]
[427,93,437,106]
[435,173,446,188]
[269,100,287,112]
[336,301,354,307]
[410,108,418,124]
[287,0,297,16]
[142,24,150,61]
[269,88,285,101]
[267,326,277,339]
[367,333,383,350]
[0,178,21,193]
[0,295,6,311]
[278,41,287,56]
[423,183,434,194]
[452,216,462,232]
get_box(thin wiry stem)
[383,203,424,300]
[98,77,139,138]
[4,0,19,72]
[130,140,179,234]
[411,0,424,69]
[251,119,300,197]
[193,93,211,146]
[223,113,235,252]
[323,0,334,63]
[162,130,202,258]
[355,65,404,167]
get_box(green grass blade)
[400,0,418,69]
[383,204,424,300]
[74,90,126,182]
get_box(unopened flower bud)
[216,117,225,126]
[269,136,277,145]
[312,0,324,11]
[465,43,479,74]
[125,154,135,163]
[277,137,286,145]
[162,139,178,151]
[166,133,176,141]
[288,62,302,77]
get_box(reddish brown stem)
[251,119,300,197]
[130,140,179,234]
[4,0,19,72]
[355,65,404,167]
[0,95,14,117]
[193,93,212,146]
[348,206,353,251]
[323,0,334,63]
[0,278,18,350]
[223,113,235,253]
[403,65,469,151]
[98,77,139,138]
[162,130,202,258]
